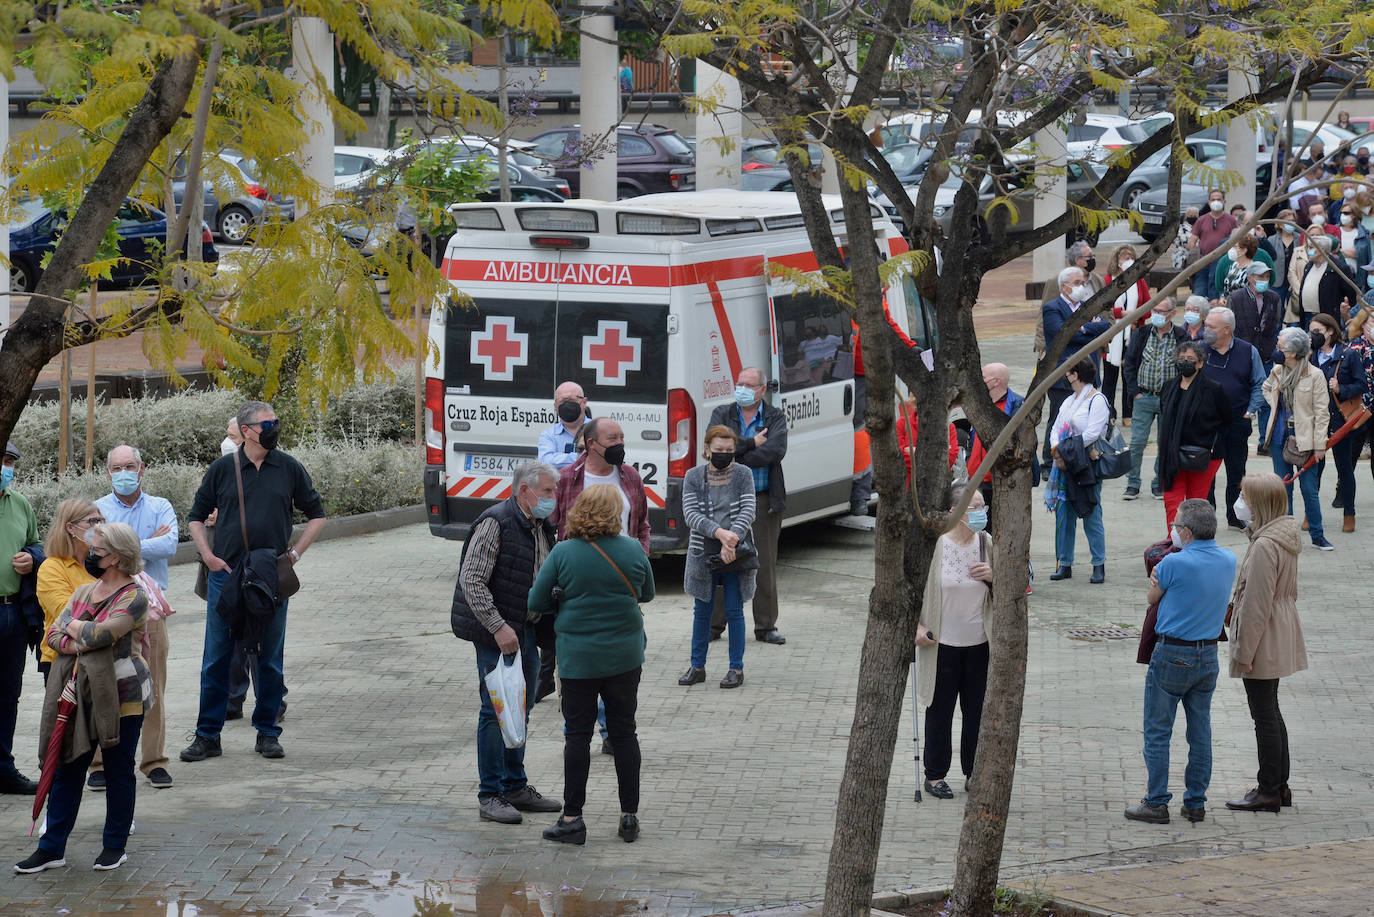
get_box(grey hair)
[739,365,768,385]
[1277,326,1311,360]
[1066,240,1092,265]
[1175,499,1217,541]
[237,401,273,429]
[1208,306,1236,330]
[512,460,557,494]
[106,445,142,467]
[1312,234,1333,252]
[1058,265,1084,288]
[92,521,144,575]
[1184,295,1209,313]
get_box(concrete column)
[820,41,860,196]
[1226,67,1258,215]
[1032,122,1070,289]
[579,15,618,200]
[292,17,335,216]
[694,62,741,191]
[1,73,8,344]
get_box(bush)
[317,365,418,444]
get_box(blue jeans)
[40,713,143,855]
[198,569,288,739]
[1054,482,1105,566]
[474,628,539,802]
[1142,641,1218,809]
[1271,435,1324,538]
[1127,393,1162,491]
[691,571,745,670]
[0,601,28,778]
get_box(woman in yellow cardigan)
[35,499,102,681]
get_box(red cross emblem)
[582,320,642,386]
[470,316,529,381]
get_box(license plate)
[463,453,528,474]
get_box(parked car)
[741,167,796,192]
[1132,161,1274,242]
[448,150,571,198]
[1065,113,1150,163]
[172,151,296,245]
[8,197,218,293]
[741,138,826,170]
[334,146,390,190]
[1113,139,1229,209]
[527,124,695,198]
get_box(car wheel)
[10,258,38,293]
[1122,184,1148,210]
[217,204,254,244]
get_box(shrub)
[318,365,418,444]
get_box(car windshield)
[1116,124,1149,144]
[654,132,693,157]
[884,145,931,174]
[7,198,48,229]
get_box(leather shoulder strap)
[588,540,637,602]
[232,453,250,551]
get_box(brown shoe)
[1343,515,1355,533]
[1300,518,1309,531]
[1225,788,1281,813]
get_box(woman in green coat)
[528,484,654,847]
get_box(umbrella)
[1283,405,1371,485]
[910,661,922,803]
[31,664,78,836]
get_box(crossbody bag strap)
[231,453,251,552]
[588,540,638,603]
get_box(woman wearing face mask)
[34,500,103,683]
[1102,245,1149,426]
[1181,295,1207,340]
[1262,328,1334,550]
[1332,202,1372,276]
[1047,359,1110,583]
[1224,472,1306,814]
[1261,209,1299,310]
[1343,301,1374,484]
[1156,341,1231,529]
[677,426,757,690]
[16,523,150,874]
[913,483,994,800]
[1306,314,1364,533]
[1213,234,1273,304]
[527,485,654,846]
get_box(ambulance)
[422,190,936,553]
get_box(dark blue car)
[7,197,218,293]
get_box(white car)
[1064,113,1150,163]
[334,146,390,190]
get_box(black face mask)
[557,401,584,424]
[1310,331,1326,350]
[1186,215,1199,225]
[83,553,106,579]
[1175,360,1198,378]
[1360,157,1371,171]
[258,426,280,451]
[1083,256,1096,273]
[602,443,626,466]
[709,451,734,470]
[1272,348,1286,365]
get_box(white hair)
[1312,235,1333,252]
[1208,306,1236,330]
[1184,295,1209,313]
[106,445,142,468]
[1058,266,1084,288]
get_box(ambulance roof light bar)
[517,208,598,233]
[452,208,504,231]
[617,212,701,235]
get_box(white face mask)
[1341,214,1355,227]
[1119,258,1135,272]
[1229,247,1242,262]
[1234,495,1253,526]
[1209,200,1224,212]
[1069,284,1093,303]
[1311,214,1326,226]
[1170,527,1184,549]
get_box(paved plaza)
[2,331,1373,915]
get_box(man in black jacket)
[708,367,789,645]
[450,461,562,825]
[1121,298,1186,500]
[1227,262,1282,359]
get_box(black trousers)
[1041,387,1071,467]
[1242,677,1289,795]
[1316,415,1358,517]
[923,642,989,781]
[1207,418,1251,524]
[1100,363,1132,419]
[560,666,641,817]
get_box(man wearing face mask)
[538,382,589,470]
[1033,243,1100,359]
[0,443,43,795]
[708,367,789,645]
[1227,263,1282,364]
[450,461,563,825]
[1192,190,1238,302]
[220,416,242,457]
[1122,299,1187,500]
[1200,309,1266,530]
[183,402,327,764]
[551,418,650,554]
[1040,266,1111,468]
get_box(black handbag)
[705,537,759,572]
[1177,444,1213,472]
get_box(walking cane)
[911,660,921,803]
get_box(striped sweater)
[682,463,758,603]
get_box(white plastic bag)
[484,650,527,749]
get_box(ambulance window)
[555,301,669,405]
[444,299,558,398]
[900,275,940,350]
[771,292,854,393]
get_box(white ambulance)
[422,190,936,552]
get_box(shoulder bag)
[232,456,300,600]
[1088,395,1131,480]
[588,541,642,614]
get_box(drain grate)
[1064,626,1137,641]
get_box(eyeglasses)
[80,516,104,526]
[249,419,280,433]
[87,547,107,559]
[109,463,140,473]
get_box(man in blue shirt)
[1126,499,1236,825]
[537,382,588,470]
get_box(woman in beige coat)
[914,484,994,799]
[1261,326,1333,550]
[1225,472,1307,814]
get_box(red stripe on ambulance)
[706,280,744,381]
[470,479,502,499]
[645,489,666,508]
[446,476,476,497]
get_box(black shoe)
[179,735,222,762]
[478,796,521,824]
[542,816,586,845]
[618,814,640,843]
[600,738,614,756]
[1151,486,1163,500]
[1225,788,1281,812]
[14,849,65,873]
[1124,800,1169,824]
[0,771,38,795]
[1281,785,1293,807]
[1181,805,1205,823]
[923,779,954,799]
[254,734,285,758]
[678,666,706,686]
[146,767,173,789]
[1049,565,1072,581]
[276,700,287,724]
[87,771,107,792]
[225,708,244,721]
[505,784,562,812]
[756,629,786,645]
[719,669,744,689]
[1122,487,1140,501]
[92,848,127,871]
[1256,443,1270,456]
[709,631,722,641]
[1090,564,1105,584]
[1228,519,1247,531]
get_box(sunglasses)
[249,419,280,433]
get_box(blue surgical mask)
[1306,248,1317,259]
[733,386,757,408]
[1281,222,1296,233]
[532,496,556,519]
[110,470,140,497]
[0,466,12,491]
[966,508,988,532]
[1253,280,1270,294]
[1150,313,1169,328]
[1184,311,1201,326]
[1367,273,1374,289]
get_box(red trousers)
[1162,459,1223,531]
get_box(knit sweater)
[681,463,758,603]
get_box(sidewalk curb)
[169,503,427,566]
[873,885,1128,917]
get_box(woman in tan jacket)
[1262,326,1333,550]
[1225,472,1307,814]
